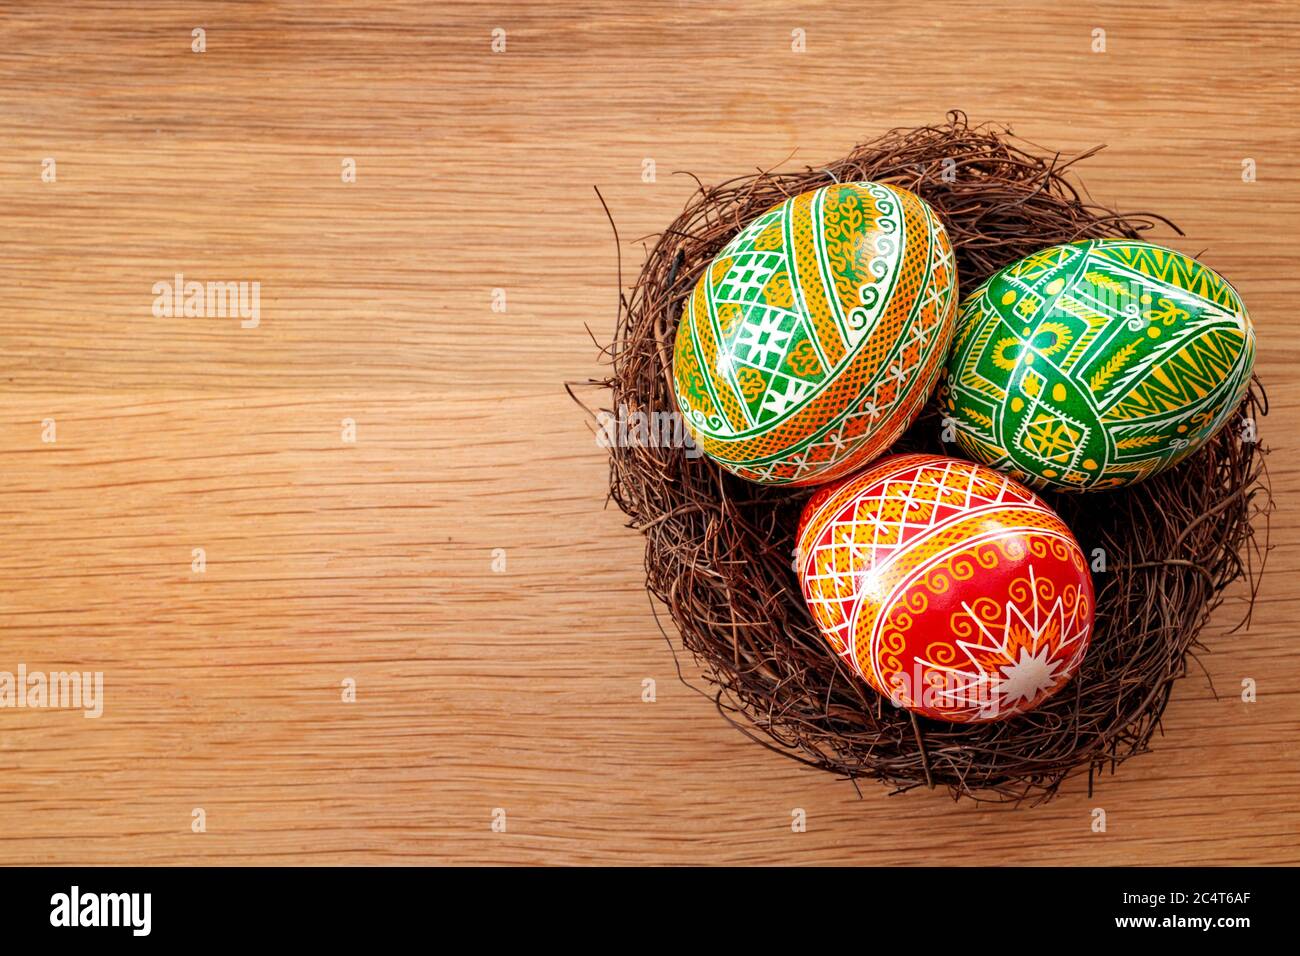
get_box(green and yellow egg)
[941,239,1255,490]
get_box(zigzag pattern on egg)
[941,239,1256,490]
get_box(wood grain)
[0,0,1296,864]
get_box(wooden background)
[0,0,1295,865]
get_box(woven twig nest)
[591,112,1271,804]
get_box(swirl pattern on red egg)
[796,453,1095,722]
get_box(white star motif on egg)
[995,645,1064,708]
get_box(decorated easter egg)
[796,453,1094,722]
[672,181,957,486]
[942,239,1255,490]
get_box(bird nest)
[582,112,1271,804]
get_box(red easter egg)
[796,453,1094,722]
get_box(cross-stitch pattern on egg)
[672,181,957,486]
